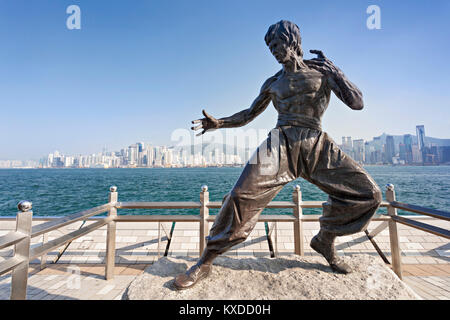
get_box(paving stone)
[406,243,424,250]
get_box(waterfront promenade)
[0,217,448,300]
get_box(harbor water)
[0,166,449,217]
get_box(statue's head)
[264,20,303,64]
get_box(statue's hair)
[264,20,303,57]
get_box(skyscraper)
[416,125,426,151]
[385,135,395,164]
[403,134,413,164]
[128,144,138,166]
[352,139,365,163]
[341,136,353,156]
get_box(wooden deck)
[400,264,450,300]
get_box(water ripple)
[0,166,449,217]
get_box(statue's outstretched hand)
[191,109,221,136]
[305,50,340,77]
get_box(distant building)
[352,139,365,163]
[412,145,422,163]
[128,144,138,166]
[341,136,353,157]
[416,125,426,151]
[384,135,395,164]
[403,134,413,164]
[438,146,450,163]
[364,142,372,164]
[398,143,406,162]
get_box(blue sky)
[1,0,449,160]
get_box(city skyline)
[1,1,449,160]
[2,124,449,168]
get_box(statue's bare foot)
[310,233,352,274]
[173,263,212,290]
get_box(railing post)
[292,185,304,256]
[105,186,118,280]
[386,184,403,279]
[40,233,47,270]
[199,185,209,256]
[10,201,33,300]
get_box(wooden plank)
[209,200,389,209]
[32,199,386,211]
[410,277,450,297]
[297,213,385,222]
[250,215,297,222]
[116,201,201,209]
[380,201,390,207]
[0,256,26,276]
[29,217,112,260]
[433,265,450,276]
[391,215,450,239]
[421,277,450,294]
[31,203,112,238]
[206,214,389,223]
[207,201,326,209]
[0,231,27,250]
[414,265,449,277]
[115,215,201,222]
[391,201,450,221]
[205,215,296,222]
[402,277,437,300]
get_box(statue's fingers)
[192,119,202,124]
[196,130,206,137]
[310,49,326,59]
[191,124,203,131]
[202,109,213,120]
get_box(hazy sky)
[1,0,449,160]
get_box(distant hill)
[172,133,450,156]
[373,133,450,151]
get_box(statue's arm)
[305,50,364,110]
[326,68,364,110]
[217,72,280,128]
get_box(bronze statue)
[174,20,382,290]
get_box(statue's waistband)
[276,113,322,131]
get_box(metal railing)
[0,183,448,299]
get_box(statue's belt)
[276,113,322,131]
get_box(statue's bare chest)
[270,70,325,101]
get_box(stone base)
[123,254,420,300]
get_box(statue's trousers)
[205,126,382,255]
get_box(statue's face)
[268,37,297,64]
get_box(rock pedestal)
[123,254,419,300]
